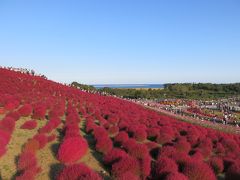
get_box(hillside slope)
[0,68,240,180]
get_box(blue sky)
[0,0,240,84]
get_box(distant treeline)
[71,82,240,100]
[71,82,97,92]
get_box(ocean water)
[92,84,164,89]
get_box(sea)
[92,84,164,89]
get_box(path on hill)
[137,103,240,134]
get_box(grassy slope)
[0,113,109,180]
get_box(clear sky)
[0,0,240,84]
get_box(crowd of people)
[0,66,47,79]
[128,98,240,128]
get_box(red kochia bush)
[156,133,173,145]
[154,157,178,178]
[114,131,129,145]
[23,139,39,154]
[174,139,191,153]
[0,117,15,133]
[146,128,159,139]
[133,128,147,142]
[57,137,88,164]
[208,157,224,174]
[39,117,61,133]
[4,100,19,111]
[115,172,140,180]
[158,146,177,158]
[18,104,33,117]
[20,120,37,130]
[165,172,188,180]
[103,148,127,165]
[16,166,42,180]
[0,129,11,145]
[128,144,149,159]
[139,154,151,179]
[17,152,37,171]
[111,156,140,178]
[33,133,48,149]
[182,161,216,180]
[6,111,21,121]
[96,136,113,155]
[108,126,119,135]
[94,127,108,139]
[48,134,57,142]
[32,104,46,119]
[122,138,137,152]
[57,163,102,180]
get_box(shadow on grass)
[48,126,64,179]
[11,155,21,180]
[81,120,111,180]
[49,163,64,180]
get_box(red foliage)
[104,148,127,165]
[191,150,204,162]
[114,131,129,145]
[6,111,21,121]
[128,144,149,159]
[0,129,11,146]
[115,172,140,180]
[146,128,159,139]
[23,139,39,154]
[221,138,239,153]
[85,120,96,133]
[96,136,113,155]
[158,146,176,158]
[182,161,216,180]
[16,166,42,180]
[133,128,147,142]
[108,126,119,135]
[209,157,224,174]
[111,156,140,178]
[94,127,108,139]
[39,117,61,133]
[156,133,173,145]
[57,137,88,164]
[33,133,48,149]
[32,104,47,119]
[57,163,102,180]
[18,104,33,117]
[4,100,19,111]
[154,157,178,178]
[122,138,137,152]
[165,172,188,180]
[0,117,15,133]
[17,152,37,171]
[139,154,152,179]
[174,139,191,153]
[48,134,57,142]
[20,120,37,130]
